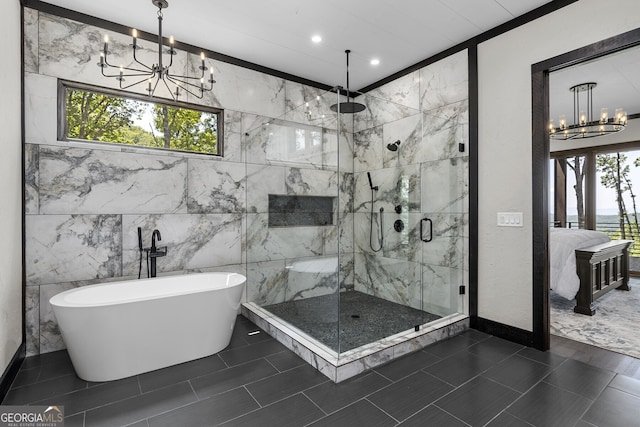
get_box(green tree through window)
[62,83,222,156]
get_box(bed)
[549,227,632,315]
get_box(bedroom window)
[59,81,223,156]
[552,145,640,273]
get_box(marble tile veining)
[187,159,246,213]
[122,213,243,275]
[26,214,122,286]
[25,144,39,215]
[38,146,188,214]
[23,8,39,73]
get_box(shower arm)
[346,49,351,100]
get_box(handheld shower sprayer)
[137,227,144,279]
[367,171,378,191]
[367,171,383,252]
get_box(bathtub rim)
[49,272,246,308]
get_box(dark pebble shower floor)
[265,291,441,352]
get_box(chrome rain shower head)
[330,49,366,114]
[386,140,401,151]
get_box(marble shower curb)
[241,302,469,382]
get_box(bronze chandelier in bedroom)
[97,0,215,101]
[549,82,627,140]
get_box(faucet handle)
[150,246,167,258]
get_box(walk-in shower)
[242,85,468,382]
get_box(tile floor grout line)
[242,384,263,409]
[430,403,473,427]
[300,390,329,417]
[480,374,526,395]
[362,397,401,425]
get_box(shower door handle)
[420,218,433,242]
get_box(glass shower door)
[244,88,342,353]
[419,110,467,320]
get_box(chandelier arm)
[100,62,155,81]
[166,48,174,69]
[149,76,163,97]
[164,75,205,99]
[166,73,205,82]
[117,75,158,91]
[165,74,208,92]
[167,72,215,90]
[121,71,158,78]
[167,76,213,94]
[108,64,156,76]
[131,46,155,72]
[103,53,153,75]
[160,76,178,101]
[166,64,209,81]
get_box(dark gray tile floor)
[265,291,440,352]
[3,316,640,427]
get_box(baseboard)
[471,316,535,347]
[0,343,25,403]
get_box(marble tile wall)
[22,8,352,355]
[22,7,469,356]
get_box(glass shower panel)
[420,109,468,319]
[349,91,433,352]
[244,88,343,353]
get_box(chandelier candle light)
[549,82,626,140]
[98,0,215,100]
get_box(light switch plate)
[497,212,523,227]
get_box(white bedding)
[549,228,610,299]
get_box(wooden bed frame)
[573,239,633,315]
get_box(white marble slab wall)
[23,8,355,355]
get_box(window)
[59,81,223,156]
[552,144,640,273]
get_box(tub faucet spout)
[149,229,167,278]
[151,230,161,251]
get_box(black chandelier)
[97,0,215,100]
[549,82,626,140]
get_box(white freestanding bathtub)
[50,272,246,382]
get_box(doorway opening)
[531,28,640,352]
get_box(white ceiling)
[43,0,553,90]
[550,45,640,122]
[38,0,640,117]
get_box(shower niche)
[242,85,469,382]
[268,195,335,227]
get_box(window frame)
[57,80,224,157]
[551,140,640,230]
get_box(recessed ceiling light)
[311,35,322,43]
[370,58,380,66]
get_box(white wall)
[478,0,640,330]
[0,0,24,373]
